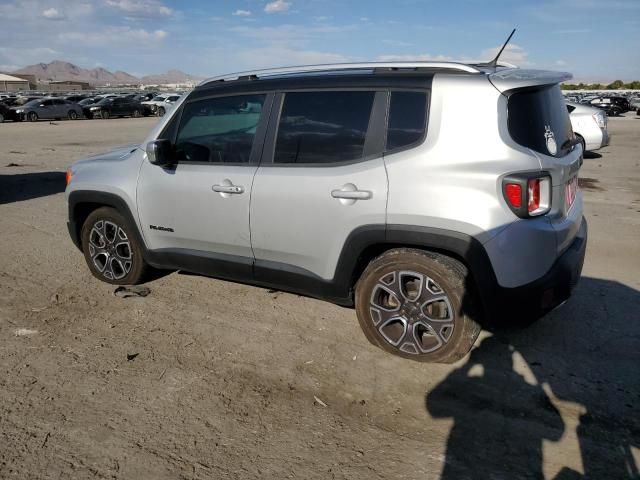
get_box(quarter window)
[175,94,266,164]
[274,91,375,164]
[386,91,428,151]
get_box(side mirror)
[146,139,173,167]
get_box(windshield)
[151,96,166,102]
[95,98,114,106]
[78,98,95,105]
[507,84,574,158]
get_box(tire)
[102,110,110,119]
[576,134,586,154]
[0,113,4,123]
[80,207,150,285]
[68,110,78,120]
[27,111,38,122]
[355,248,482,363]
[133,109,141,118]
[157,106,165,117]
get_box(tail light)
[592,112,606,129]
[65,169,73,185]
[503,173,551,218]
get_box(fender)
[67,190,147,259]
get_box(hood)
[72,144,140,168]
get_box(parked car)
[606,96,632,112]
[589,97,623,116]
[13,97,81,121]
[141,94,181,116]
[65,61,587,363]
[65,94,90,103]
[567,102,609,152]
[85,97,143,119]
[0,102,11,122]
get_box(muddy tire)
[81,207,150,285]
[355,249,481,363]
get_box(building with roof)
[0,73,30,92]
[48,80,91,91]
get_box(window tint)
[508,84,574,157]
[42,100,54,106]
[274,91,375,164]
[175,94,266,164]
[386,91,428,151]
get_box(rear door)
[250,90,388,283]
[137,92,273,270]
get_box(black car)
[607,96,632,112]
[0,102,13,122]
[589,98,624,116]
[65,94,90,103]
[84,97,144,119]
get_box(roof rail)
[199,61,482,86]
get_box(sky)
[0,0,639,81]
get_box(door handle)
[331,189,372,200]
[212,184,244,194]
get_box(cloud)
[377,53,454,62]
[555,60,567,66]
[105,0,173,18]
[232,9,252,17]
[480,43,528,65]
[59,27,168,47]
[237,46,348,68]
[264,0,291,14]
[554,28,591,34]
[42,7,65,20]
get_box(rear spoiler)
[489,69,573,93]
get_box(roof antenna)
[479,28,516,68]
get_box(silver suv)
[65,62,587,363]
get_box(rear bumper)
[491,217,587,322]
[600,129,610,148]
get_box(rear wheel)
[102,110,110,119]
[133,109,141,118]
[0,113,4,123]
[68,110,78,120]
[576,133,586,154]
[157,106,165,117]
[27,111,38,122]
[81,207,150,285]
[355,249,481,363]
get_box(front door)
[137,92,272,269]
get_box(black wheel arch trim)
[67,190,148,259]
[67,193,497,312]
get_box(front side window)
[274,91,375,164]
[175,94,266,164]
[386,91,428,151]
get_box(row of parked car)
[0,92,182,123]
[563,92,640,116]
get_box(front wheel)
[0,113,4,123]
[355,249,481,363]
[157,107,165,117]
[68,110,78,120]
[102,110,110,119]
[81,207,150,285]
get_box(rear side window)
[175,94,266,164]
[386,91,428,151]
[508,84,574,157]
[274,91,375,164]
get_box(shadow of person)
[505,277,640,479]
[426,335,564,479]
[0,171,66,204]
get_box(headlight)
[90,106,100,111]
[15,109,23,113]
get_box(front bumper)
[492,217,587,323]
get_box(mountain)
[11,60,201,85]
[141,69,203,85]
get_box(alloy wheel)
[88,220,133,280]
[369,270,454,355]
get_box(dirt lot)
[1,115,639,479]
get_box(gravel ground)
[0,115,638,479]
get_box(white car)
[141,94,181,117]
[567,102,609,152]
